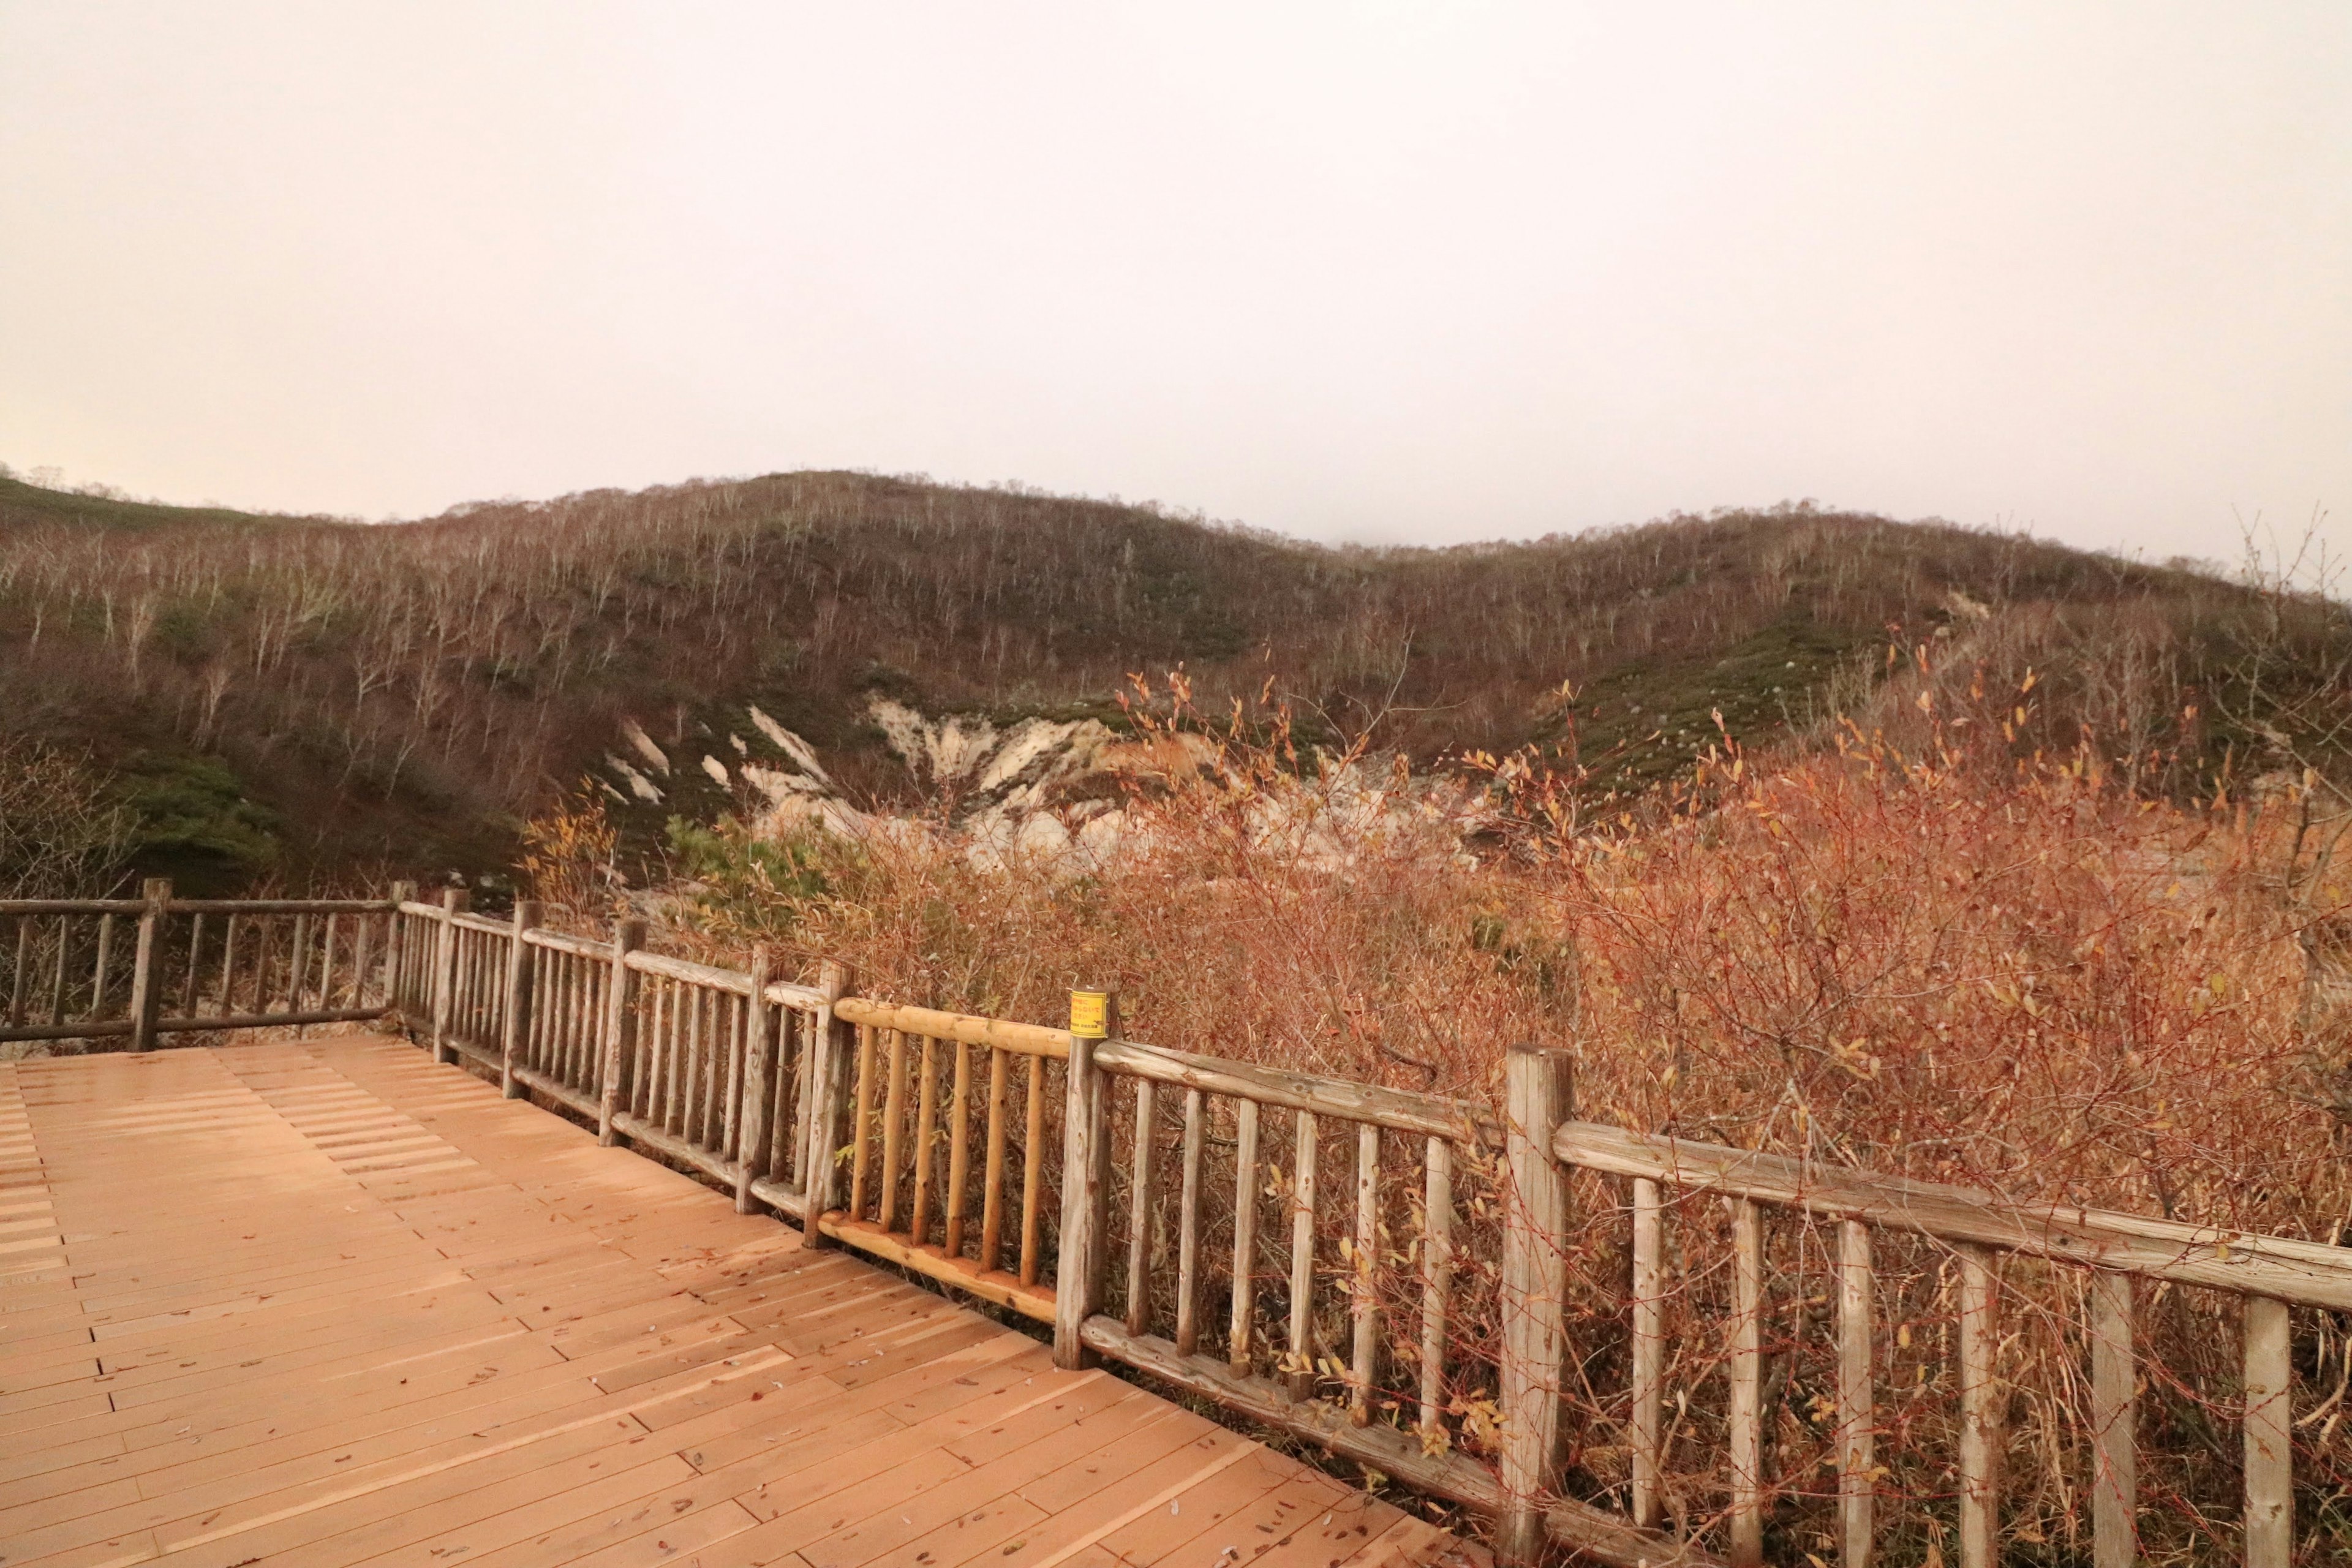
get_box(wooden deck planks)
[0,1036,1482,1567]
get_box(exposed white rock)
[747,706,831,783]
[606,755,665,804]
[619,718,671,777]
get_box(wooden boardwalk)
[0,1036,1482,1568]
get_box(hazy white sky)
[2,4,2346,565]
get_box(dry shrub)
[515,780,625,925]
[0,733,132,899]
[533,676,2350,1561]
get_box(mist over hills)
[1,467,2342,895]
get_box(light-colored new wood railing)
[21,890,2336,1567]
[1,880,410,1050]
[820,998,1071,1321]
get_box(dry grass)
[519,668,2352,1562]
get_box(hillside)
[1,467,2343,895]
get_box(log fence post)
[1498,1041,1574,1566]
[803,960,852,1246]
[431,888,467,1065]
[736,948,775,1214]
[385,881,415,1013]
[127,878,170,1053]
[1054,987,1116,1371]
[500,900,540,1098]
[598,918,645,1145]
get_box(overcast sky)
[2,4,2346,569]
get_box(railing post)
[500,900,540,1099]
[385,881,415,1016]
[2244,1295,2293,1568]
[430,888,466,1065]
[736,947,775,1214]
[803,960,853,1247]
[598,918,645,1146]
[1498,1041,1573,1566]
[1054,987,1115,1371]
[127,878,170,1053]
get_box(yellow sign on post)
[1069,989,1110,1039]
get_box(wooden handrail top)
[624,948,761,995]
[1556,1120,2352,1310]
[1096,1041,1498,1144]
[519,927,611,959]
[834,997,1072,1057]
[761,978,827,1010]
[2,897,393,916]
[167,898,398,915]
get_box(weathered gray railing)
[1548,1099,2346,1568]
[0,880,410,1049]
[15,889,2335,1567]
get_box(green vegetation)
[114,753,280,891]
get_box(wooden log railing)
[12,891,2340,1567]
[1547,1115,2352,1568]
[0,880,413,1049]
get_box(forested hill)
[1,468,2342,894]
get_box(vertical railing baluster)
[285,913,307,1022]
[663,979,684,1128]
[687,986,710,1144]
[1630,1176,1664,1529]
[1349,1120,1378,1427]
[1956,1244,1999,1568]
[1019,1052,1046,1286]
[320,913,341,1009]
[1285,1110,1319,1400]
[1174,1087,1205,1356]
[47,913,69,1025]
[91,911,115,1021]
[850,1023,876,1219]
[350,910,373,1011]
[1229,1096,1262,1376]
[1418,1136,1452,1442]
[785,1011,813,1185]
[736,950,774,1213]
[1123,1077,1155,1334]
[180,911,205,1020]
[1728,1197,1765,1568]
[2090,1272,2136,1568]
[979,1046,1010,1273]
[431,890,464,1064]
[777,1003,802,1180]
[602,920,642,1143]
[218,915,239,1020]
[911,1035,940,1245]
[880,1028,908,1232]
[642,979,665,1123]
[7,916,28,1027]
[946,1039,973,1259]
[1838,1219,1875,1567]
